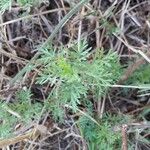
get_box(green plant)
[36,40,121,120]
[9,0,89,86]
[0,89,43,139]
[17,0,38,6]
[125,63,150,96]
[101,19,121,36]
[127,64,150,85]
[0,0,11,14]
[0,0,48,14]
[17,0,48,7]
[78,114,122,150]
[0,0,92,141]
[124,64,150,149]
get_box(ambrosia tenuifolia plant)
[36,40,122,120]
[0,89,43,139]
[0,0,49,14]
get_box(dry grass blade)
[0,125,47,148]
[121,124,128,150]
[0,8,69,27]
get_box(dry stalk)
[0,8,69,27]
[121,124,128,150]
[0,125,47,148]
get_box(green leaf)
[36,40,121,121]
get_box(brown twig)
[121,124,128,150]
[0,129,39,148]
[0,8,69,27]
[0,125,47,148]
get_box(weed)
[0,0,48,14]
[101,19,121,36]
[127,64,150,85]
[17,0,39,6]
[36,40,121,120]
[0,0,11,14]
[78,114,122,150]
[0,89,43,139]
[126,64,150,96]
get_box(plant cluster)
[0,41,123,149]
[0,89,43,139]
[36,40,121,120]
[78,115,122,150]
[35,41,122,148]
[0,0,149,149]
[0,0,49,14]
[127,64,150,85]
[0,0,11,14]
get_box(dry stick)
[114,33,150,63]
[100,96,106,118]
[121,124,128,150]
[9,0,89,86]
[60,0,67,14]
[0,128,40,148]
[0,8,69,27]
[78,6,85,52]
[0,125,48,148]
[96,18,100,48]
[0,48,28,64]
